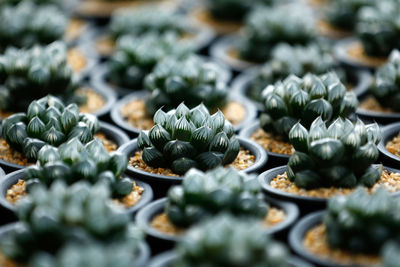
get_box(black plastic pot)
[210,35,256,72]
[289,211,358,267]
[136,196,299,250]
[91,58,231,98]
[148,250,314,267]
[0,169,153,219]
[355,86,400,124]
[0,121,129,173]
[334,37,387,70]
[110,91,257,137]
[0,222,151,266]
[240,121,291,168]
[118,137,268,197]
[378,122,400,168]
[258,165,400,214]
[232,67,373,114]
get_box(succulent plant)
[382,242,400,267]
[109,33,191,90]
[324,187,400,254]
[324,0,375,31]
[356,0,400,57]
[370,50,400,111]
[239,4,316,62]
[137,103,239,175]
[144,55,228,116]
[205,0,273,22]
[165,167,268,228]
[109,6,192,40]
[249,43,341,101]
[2,95,99,162]
[24,137,131,198]
[0,181,143,265]
[260,72,358,140]
[0,2,67,51]
[287,116,382,189]
[0,41,82,112]
[174,214,291,267]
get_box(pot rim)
[378,122,400,164]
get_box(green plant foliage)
[205,0,273,21]
[356,0,400,57]
[324,0,375,30]
[0,42,82,112]
[370,49,400,111]
[109,6,192,40]
[382,242,400,267]
[24,137,131,198]
[239,4,316,62]
[144,55,228,116]
[109,33,191,90]
[260,72,358,140]
[138,103,239,175]
[287,116,382,189]
[0,2,67,50]
[2,95,99,162]
[325,187,400,254]
[165,167,268,228]
[250,43,341,101]
[0,181,143,265]
[174,214,291,267]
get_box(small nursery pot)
[118,137,268,197]
[0,169,153,217]
[240,121,291,168]
[378,122,400,168]
[0,223,151,267]
[110,91,257,137]
[91,59,232,98]
[289,211,348,267]
[148,251,314,267]
[136,196,299,246]
[334,37,388,70]
[231,67,373,114]
[258,165,400,213]
[0,121,129,173]
[210,35,256,72]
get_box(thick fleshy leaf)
[142,147,165,168]
[327,82,346,106]
[339,92,358,117]
[309,138,344,166]
[287,151,315,172]
[42,162,71,185]
[149,124,172,150]
[38,145,60,166]
[352,142,379,172]
[112,178,133,198]
[175,102,190,119]
[190,126,213,151]
[45,117,62,132]
[302,99,333,126]
[80,114,99,133]
[293,170,321,189]
[190,108,207,128]
[354,119,367,144]
[72,159,97,181]
[27,117,46,138]
[58,138,84,164]
[172,157,198,175]
[308,78,327,99]
[61,108,79,132]
[67,122,93,144]
[173,116,194,142]
[223,120,235,138]
[209,132,230,153]
[85,139,110,165]
[2,113,27,136]
[288,122,308,152]
[27,101,45,120]
[289,89,309,115]
[272,116,297,137]
[264,94,287,120]
[222,137,240,165]
[23,138,46,160]
[195,151,223,171]
[42,106,61,124]
[5,122,27,148]
[109,153,128,177]
[327,118,344,139]
[163,140,196,161]
[359,164,383,187]
[366,123,381,144]
[41,126,65,146]
[153,109,168,127]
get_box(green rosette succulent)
[165,167,268,228]
[205,0,273,22]
[24,137,131,198]
[174,214,291,267]
[383,242,400,267]
[324,0,375,31]
[239,4,316,62]
[324,187,400,254]
[0,181,144,265]
[287,116,382,189]
[356,0,400,57]
[0,2,67,50]
[109,6,192,40]
[137,103,239,175]
[250,43,340,102]
[109,33,191,90]
[370,50,400,111]
[260,72,358,140]
[2,95,99,162]
[144,55,228,116]
[0,41,82,112]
